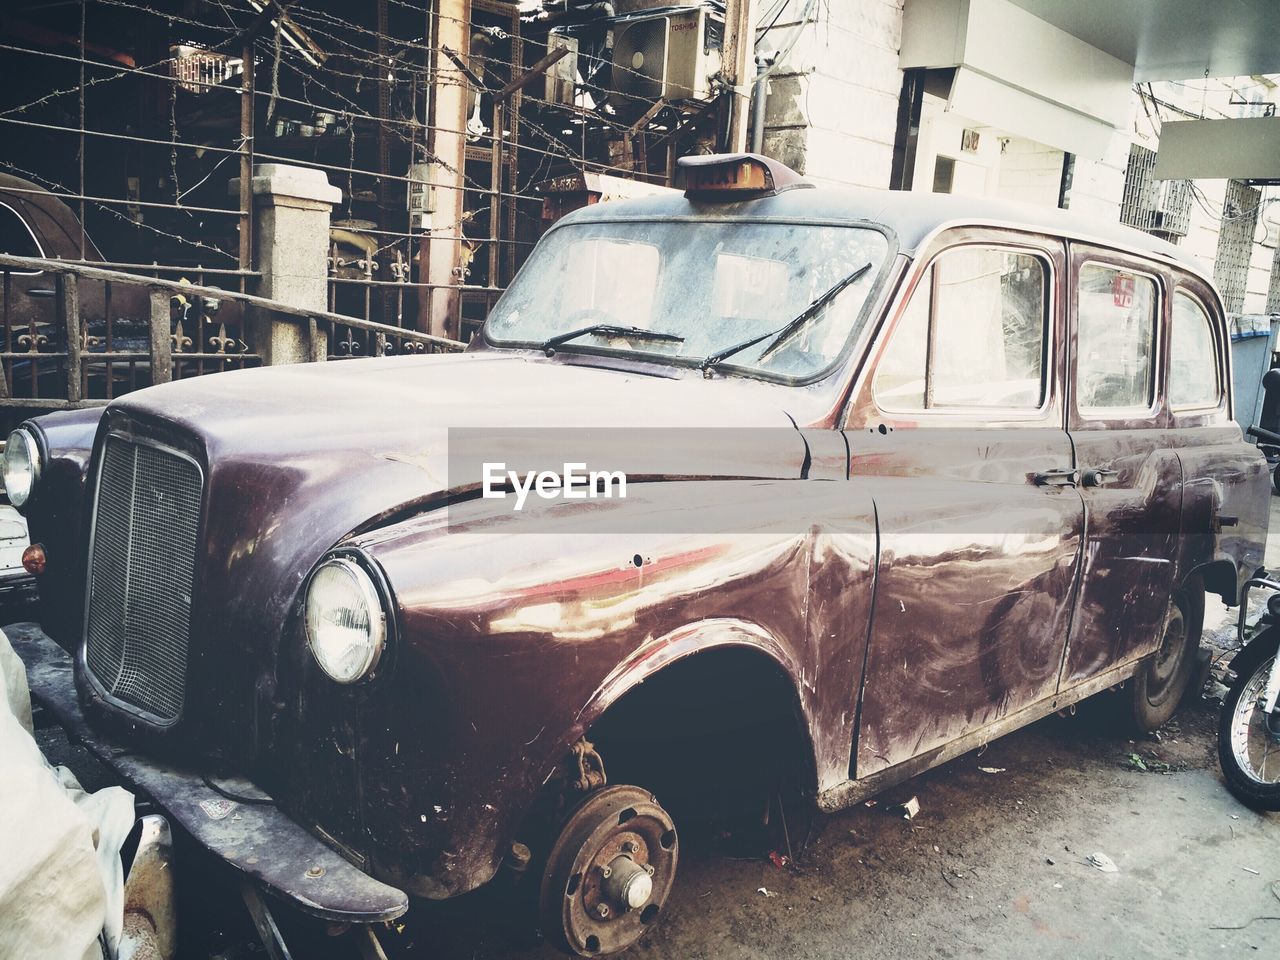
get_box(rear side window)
[873,246,1047,412]
[0,202,43,273]
[1076,263,1157,414]
[1169,292,1220,410]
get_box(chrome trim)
[0,201,46,275]
[3,426,43,510]
[903,216,1221,299]
[304,553,388,684]
[1238,576,1280,647]
[1168,288,1228,416]
[870,240,1059,422]
[1073,258,1164,422]
[80,430,204,728]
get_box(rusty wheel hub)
[539,784,678,956]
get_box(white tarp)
[0,628,134,960]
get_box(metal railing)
[0,254,463,410]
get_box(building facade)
[755,0,1280,318]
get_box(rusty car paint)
[16,185,1271,907]
[316,479,879,896]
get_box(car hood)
[96,351,813,751]
[112,351,809,498]
[107,345,809,590]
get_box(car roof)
[557,182,1209,281]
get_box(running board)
[816,657,1143,814]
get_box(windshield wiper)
[698,261,874,373]
[542,324,685,354]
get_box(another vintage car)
[5,154,1269,956]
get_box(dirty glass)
[1076,264,1156,414]
[1169,292,1219,409]
[873,247,1046,411]
[484,219,890,379]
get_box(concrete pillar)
[230,163,342,364]
[421,0,471,340]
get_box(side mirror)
[1264,368,1280,395]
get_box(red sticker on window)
[1112,274,1135,308]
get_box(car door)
[846,229,1085,777]
[1061,249,1180,685]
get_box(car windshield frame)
[480,214,899,387]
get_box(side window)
[1169,292,1220,409]
[1075,263,1157,414]
[873,246,1048,412]
[0,202,43,274]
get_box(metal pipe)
[749,56,771,155]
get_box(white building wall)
[757,0,904,189]
[1060,134,1128,223]
[754,0,1279,314]
[993,138,1063,207]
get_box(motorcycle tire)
[1217,627,1280,811]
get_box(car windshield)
[483,219,891,380]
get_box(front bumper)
[7,621,408,924]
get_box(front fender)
[309,478,875,899]
[23,406,106,651]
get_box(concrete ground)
[26,500,1280,959]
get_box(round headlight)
[304,557,387,684]
[3,428,41,510]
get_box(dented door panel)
[850,431,1083,777]
[1061,431,1182,683]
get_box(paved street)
[28,500,1280,959]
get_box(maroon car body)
[10,155,1269,948]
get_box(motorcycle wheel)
[1218,628,1280,811]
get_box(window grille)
[1119,144,1192,241]
[1214,179,1261,315]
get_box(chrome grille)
[84,435,202,723]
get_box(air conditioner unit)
[611,6,723,102]
[544,32,579,106]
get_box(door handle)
[1081,468,1119,488]
[1033,468,1079,486]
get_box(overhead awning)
[944,67,1118,159]
[1152,117,1280,183]
[1005,0,1280,82]
[901,0,1133,159]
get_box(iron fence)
[0,252,462,411]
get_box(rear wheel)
[1218,630,1280,811]
[538,784,678,956]
[1130,583,1200,732]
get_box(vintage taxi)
[5,153,1269,956]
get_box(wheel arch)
[1183,559,1235,607]
[573,618,819,794]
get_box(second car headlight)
[304,556,387,684]
[3,428,41,510]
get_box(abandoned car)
[5,153,1269,956]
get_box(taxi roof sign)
[675,153,810,200]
